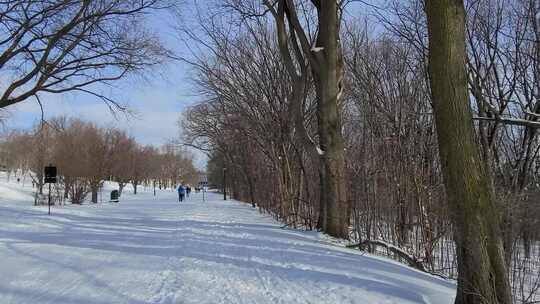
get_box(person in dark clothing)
[177,184,185,202]
[186,185,191,198]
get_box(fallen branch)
[347,240,425,272]
[473,116,540,128]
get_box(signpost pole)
[223,167,227,201]
[204,181,207,203]
[48,182,51,215]
[44,165,57,215]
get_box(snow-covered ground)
[0,177,456,304]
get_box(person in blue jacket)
[177,184,185,202]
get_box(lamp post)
[223,167,227,200]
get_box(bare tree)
[107,129,136,196]
[0,0,170,110]
[220,0,348,237]
[426,1,512,303]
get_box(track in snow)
[0,183,455,304]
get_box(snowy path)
[0,183,455,304]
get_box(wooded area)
[0,0,539,303]
[1,118,198,204]
[180,1,540,303]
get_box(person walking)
[186,185,191,198]
[177,184,185,202]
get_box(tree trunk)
[425,1,512,303]
[266,0,347,238]
[37,172,44,195]
[118,182,125,197]
[64,179,70,199]
[133,181,138,194]
[247,175,256,208]
[91,186,98,204]
[316,1,348,239]
[90,180,101,204]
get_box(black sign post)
[44,165,57,215]
[223,167,227,201]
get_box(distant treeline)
[1,117,199,204]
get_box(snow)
[311,47,324,52]
[316,146,325,156]
[0,175,455,304]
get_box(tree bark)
[264,0,348,238]
[37,171,44,195]
[91,186,98,204]
[425,1,512,303]
[315,1,348,238]
[64,179,71,199]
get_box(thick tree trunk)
[248,179,256,208]
[425,1,512,304]
[64,178,70,199]
[316,1,348,239]
[90,180,100,204]
[91,186,98,204]
[37,172,44,195]
[267,0,347,238]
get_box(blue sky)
[5,70,194,146]
[3,7,193,147]
[2,5,209,168]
